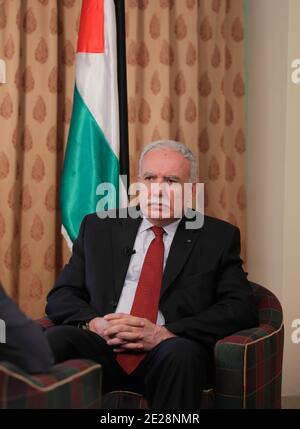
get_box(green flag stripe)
[61,84,120,241]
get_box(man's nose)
[149,181,162,195]
[150,182,168,198]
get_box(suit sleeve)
[46,216,99,325]
[164,227,258,348]
[0,286,54,373]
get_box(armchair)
[0,357,102,408]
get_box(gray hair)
[138,140,198,182]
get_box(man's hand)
[88,317,110,341]
[103,313,176,352]
[87,315,145,344]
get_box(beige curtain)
[0,0,246,318]
[126,0,247,256]
[0,0,82,317]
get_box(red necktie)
[116,226,165,374]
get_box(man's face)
[138,149,191,223]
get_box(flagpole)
[114,0,130,193]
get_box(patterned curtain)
[0,0,82,318]
[126,0,247,256]
[0,0,246,318]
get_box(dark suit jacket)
[46,209,258,349]
[0,285,54,373]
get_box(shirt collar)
[139,217,182,236]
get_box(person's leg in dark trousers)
[47,327,211,408]
[125,337,212,409]
[45,326,126,393]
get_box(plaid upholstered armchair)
[0,282,283,409]
[0,314,102,410]
[101,282,284,409]
[0,358,102,409]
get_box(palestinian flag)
[61,0,129,246]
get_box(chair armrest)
[0,359,102,409]
[214,323,284,409]
[35,317,55,330]
[217,323,280,346]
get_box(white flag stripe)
[75,0,120,159]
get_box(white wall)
[246,0,300,397]
[246,0,288,300]
[282,0,300,398]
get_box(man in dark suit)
[46,140,258,408]
[0,285,54,373]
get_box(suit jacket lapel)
[111,209,202,303]
[161,216,199,298]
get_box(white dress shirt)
[115,217,182,325]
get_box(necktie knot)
[151,226,165,238]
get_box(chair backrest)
[250,282,283,330]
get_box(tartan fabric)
[214,283,284,409]
[101,389,215,409]
[101,390,149,409]
[36,317,55,330]
[0,359,102,409]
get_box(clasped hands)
[88,313,175,353]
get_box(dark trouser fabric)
[46,326,212,409]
